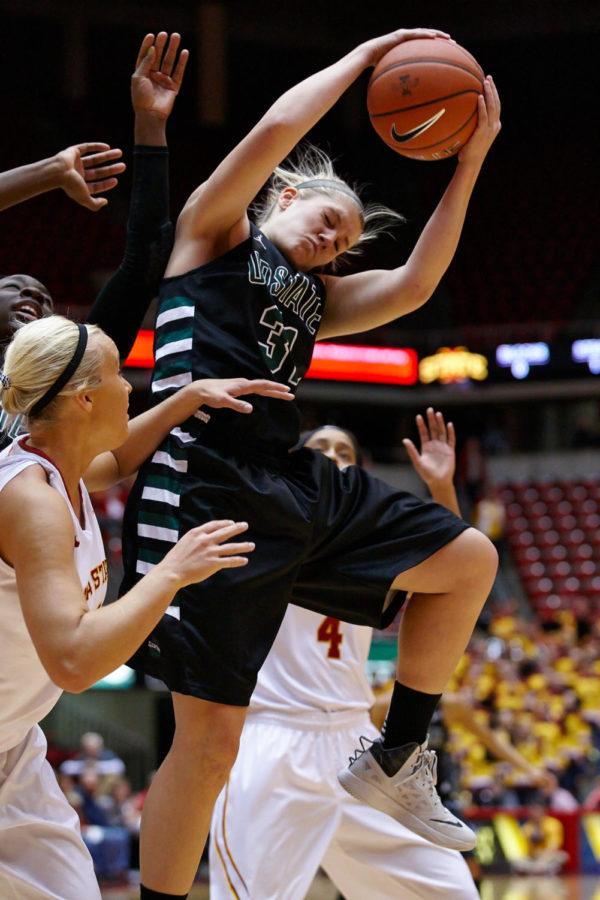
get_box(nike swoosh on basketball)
[391,109,446,144]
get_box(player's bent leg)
[392,527,498,692]
[140,693,246,896]
[0,726,101,900]
[209,719,340,900]
[338,529,496,850]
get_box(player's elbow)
[394,267,437,312]
[47,653,93,694]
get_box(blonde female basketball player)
[0,315,291,899]
[120,26,501,899]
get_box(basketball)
[367,38,484,161]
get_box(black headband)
[30,324,88,417]
[296,179,364,212]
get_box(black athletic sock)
[140,885,188,900]
[381,680,441,750]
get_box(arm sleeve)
[87,146,173,360]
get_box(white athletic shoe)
[338,736,477,852]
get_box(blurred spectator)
[74,764,110,827]
[60,732,125,778]
[98,776,141,833]
[511,804,569,875]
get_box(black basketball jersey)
[152,223,326,456]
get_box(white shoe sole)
[338,767,476,852]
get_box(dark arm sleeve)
[87,146,173,360]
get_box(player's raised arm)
[169,28,451,275]
[87,32,189,360]
[0,144,125,214]
[403,407,461,517]
[317,78,501,340]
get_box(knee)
[172,706,243,783]
[461,527,499,584]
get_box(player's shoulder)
[0,463,70,522]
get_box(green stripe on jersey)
[155,323,194,350]
[145,472,183,493]
[137,508,181,531]
[160,295,196,313]
[153,356,192,379]
[137,545,169,565]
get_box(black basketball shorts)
[121,434,469,705]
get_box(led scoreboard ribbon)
[125,331,418,386]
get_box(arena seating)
[502,478,600,618]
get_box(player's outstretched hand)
[403,407,456,490]
[458,75,501,165]
[132,32,189,121]
[360,28,452,68]
[181,377,294,417]
[160,520,255,588]
[56,143,126,211]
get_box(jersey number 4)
[317,617,343,659]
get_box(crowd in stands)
[447,608,600,811]
[53,733,149,884]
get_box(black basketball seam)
[370,89,481,119]
[398,108,478,153]
[369,57,484,88]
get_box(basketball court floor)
[101,873,600,899]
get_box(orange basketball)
[367,38,484,161]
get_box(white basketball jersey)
[0,438,107,751]
[251,604,375,715]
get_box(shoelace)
[348,734,374,766]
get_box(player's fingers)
[172,48,190,87]
[152,31,168,70]
[194,519,236,535]
[233,379,291,394]
[257,390,295,400]
[161,32,180,77]
[216,556,250,568]
[415,413,429,445]
[492,77,501,117]
[135,34,154,69]
[402,438,420,467]
[77,195,106,211]
[209,522,250,543]
[215,541,256,556]
[221,397,253,413]
[488,76,501,121]
[435,410,447,441]
[82,148,123,166]
[84,162,126,181]
[74,142,111,155]
[447,421,456,449]
[475,92,488,130]
[426,407,439,440]
[404,29,451,41]
[86,177,120,194]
